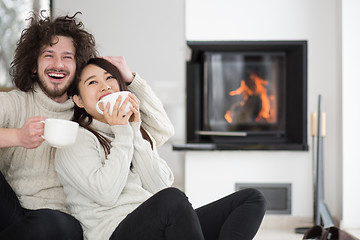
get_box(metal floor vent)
[235,183,291,214]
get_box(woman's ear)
[72,95,84,108]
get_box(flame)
[224,110,233,123]
[229,80,253,97]
[250,72,270,121]
[225,72,274,123]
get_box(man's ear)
[72,95,84,108]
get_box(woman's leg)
[0,171,83,240]
[196,188,266,240]
[110,187,204,240]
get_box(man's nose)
[53,56,64,69]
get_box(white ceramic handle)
[40,120,46,139]
[96,100,105,115]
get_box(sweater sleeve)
[127,73,174,146]
[0,90,24,129]
[55,125,134,206]
[0,90,25,170]
[130,122,174,194]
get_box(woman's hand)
[128,93,141,123]
[103,95,133,126]
[100,56,134,84]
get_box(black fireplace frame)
[175,40,308,151]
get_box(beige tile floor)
[255,229,303,240]
[343,229,360,240]
[254,215,309,240]
[254,215,360,240]
[255,229,360,240]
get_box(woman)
[55,57,266,240]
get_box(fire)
[224,110,232,123]
[225,72,274,123]
[229,80,253,103]
[250,72,270,121]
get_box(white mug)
[96,91,132,115]
[41,119,79,148]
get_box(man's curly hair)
[10,11,98,92]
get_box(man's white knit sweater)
[55,120,174,240]
[0,84,74,212]
[0,73,174,213]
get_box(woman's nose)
[101,83,111,91]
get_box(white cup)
[96,91,132,115]
[41,119,79,148]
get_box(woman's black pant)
[110,187,266,240]
[0,171,83,240]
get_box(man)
[0,11,174,240]
[0,12,97,239]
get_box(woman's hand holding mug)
[128,93,141,123]
[96,91,141,126]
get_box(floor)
[255,229,303,240]
[254,215,309,240]
[253,215,360,240]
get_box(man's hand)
[17,116,47,149]
[100,56,134,84]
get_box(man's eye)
[64,56,74,60]
[44,54,53,58]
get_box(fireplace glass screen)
[179,40,308,151]
[203,51,286,134]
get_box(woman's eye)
[106,75,114,80]
[88,80,96,85]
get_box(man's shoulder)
[0,88,31,100]
[0,86,16,92]
[0,87,26,95]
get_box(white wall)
[52,0,186,189]
[51,0,359,227]
[185,0,342,219]
[342,0,360,229]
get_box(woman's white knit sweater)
[0,73,174,214]
[55,120,174,240]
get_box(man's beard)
[38,76,72,99]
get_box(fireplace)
[175,41,308,151]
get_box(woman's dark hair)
[10,11,97,91]
[68,58,153,157]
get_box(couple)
[0,11,266,240]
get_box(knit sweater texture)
[0,73,174,215]
[0,84,74,212]
[55,120,174,240]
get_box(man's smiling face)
[36,35,76,103]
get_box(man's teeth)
[48,73,65,78]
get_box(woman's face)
[73,64,120,122]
